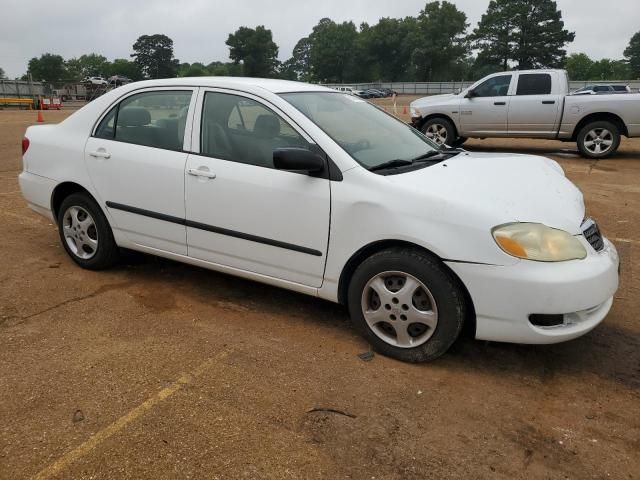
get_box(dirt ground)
[0,102,638,480]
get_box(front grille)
[581,218,604,252]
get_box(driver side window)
[201,92,309,168]
[473,75,512,97]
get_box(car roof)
[118,76,333,95]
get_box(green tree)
[589,59,631,80]
[358,17,418,81]
[308,18,359,83]
[624,31,640,78]
[471,0,575,70]
[27,53,67,83]
[206,61,242,76]
[409,2,469,81]
[180,62,210,77]
[0,67,6,79]
[281,37,312,81]
[106,58,142,80]
[65,54,110,81]
[131,34,179,79]
[226,26,279,77]
[565,53,593,80]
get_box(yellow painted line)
[33,350,230,480]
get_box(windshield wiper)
[411,150,444,161]
[369,159,414,172]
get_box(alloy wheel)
[583,128,613,155]
[424,123,448,145]
[361,271,438,348]
[62,206,98,260]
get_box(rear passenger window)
[516,74,552,95]
[98,91,192,151]
[201,92,309,168]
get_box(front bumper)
[446,238,619,344]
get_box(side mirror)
[464,89,477,99]
[273,148,325,174]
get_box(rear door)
[85,88,197,255]
[508,73,562,137]
[458,74,513,136]
[184,89,330,287]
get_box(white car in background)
[335,86,357,95]
[82,76,108,86]
[19,77,619,362]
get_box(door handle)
[542,100,556,104]
[88,150,111,159]
[493,101,506,106]
[188,167,216,179]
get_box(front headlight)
[492,223,587,262]
[410,106,418,117]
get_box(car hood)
[386,152,585,235]
[410,93,458,108]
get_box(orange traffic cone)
[36,109,44,123]
[403,106,407,115]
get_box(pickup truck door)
[458,74,513,136]
[508,73,562,137]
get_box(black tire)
[577,120,620,159]
[421,117,458,147]
[57,192,119,270]
[347,248,466,363]
[452,136,467,148]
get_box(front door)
[185,90,330,287]
[459,74,513,136]
[85,88,196,255]
[508,73,562,137]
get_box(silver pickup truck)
[409,69,640,158]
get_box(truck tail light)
[22,137,30,155]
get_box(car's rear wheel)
[577,121,620,159]
[347,248,466,362]
[421,117,457,147]
[57,193,119,270]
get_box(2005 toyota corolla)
[19,78,619,362]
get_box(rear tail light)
[22,137,30,155]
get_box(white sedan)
[19,77,619,362]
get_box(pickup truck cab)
[410,69,640,158]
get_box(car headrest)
[254,115,280,139]
[119,107,151,127]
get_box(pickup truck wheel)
[347,248,465,363]
[421,117,456,147]
[452,137,467,147]
[57,193,119,270]
[577,121,620,159]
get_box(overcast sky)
[1,0,638,78]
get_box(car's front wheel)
[57,193,119,270]
[347,248,466,362]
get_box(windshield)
[280,92,439,170]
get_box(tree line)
[7,0,640,86]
